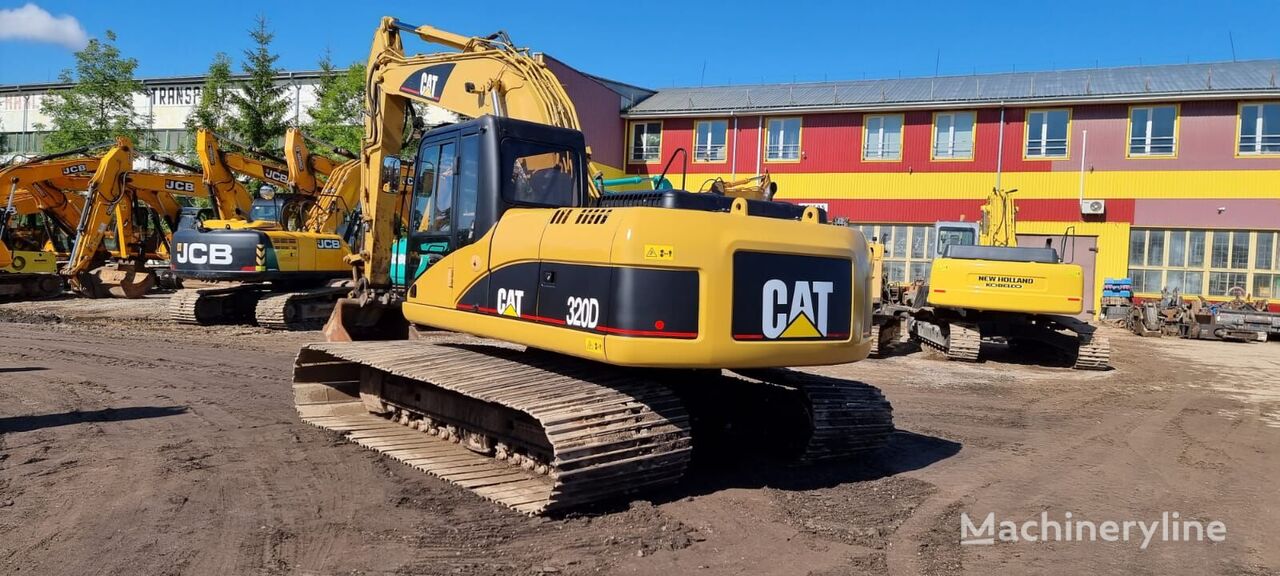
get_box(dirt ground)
[1,295,1277,576]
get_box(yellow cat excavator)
[166,128,358,329]
[291,18,893,515]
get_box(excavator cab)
[391,115,588,287]
[933,221,979,257]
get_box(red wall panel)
[629,108,1059,176]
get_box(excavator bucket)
[74,263,155,299]
[323,297,412,342]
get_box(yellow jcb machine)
[0,145,106,300]
[291,18,894,515]
[167,128,360,329]
[871,188,1110,369]
[61,138,215,298]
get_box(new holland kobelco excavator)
[0,145,106,300]
[167,128,358,329]
[872,188,1111,370]
[291,18,894,515]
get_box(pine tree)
[37,31,150,153]
[229,16,289,155]
[305,51,365,154]
[185,52,236,146]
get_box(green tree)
[305,51,365,154]
[185,52,236,147]
[229,16,288,155]
[37,31,150,153]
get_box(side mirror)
[381,156,403,194]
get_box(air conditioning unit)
[1080,199,1106,215]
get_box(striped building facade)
[621,61,1280,315]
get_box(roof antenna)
[1229,31,1238,62]
[700,60,706,87]
[935,49,941,77]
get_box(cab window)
[936,226,977,257]
[411,143,442,233]
[456,135,480,238]
[502,139,577,207]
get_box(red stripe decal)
[455,305,693,338]
[598,326,697,338]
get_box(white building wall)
[1,73,459,157]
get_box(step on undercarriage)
[911,314,1111,370]
[169,284,348,330]
[292,339,894,514]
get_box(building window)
[852,223,935,285]
[629,121,661,163]
[1129,105,1177,156]
[694,120,728,163]
[932,111,974,159]
[765,117,801,161]
[1238,102,1280,155]
[863,114,903,160]
[1129,228,1279,298]
[1025,109,1070,158]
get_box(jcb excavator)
[872,188,1110,369]
[61,138,214,297]
[167,128,357,329]
[291,18,894,515]
[0,146,105,299]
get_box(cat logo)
[420,74,439,99]
[762,280,834,339]
[496,288,524,318]
[400,63,454,101]
[61,164,88,175]
[165,179,195,193]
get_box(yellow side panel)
[1,250,58,274]
[405,206,876,370]
[264,231,350,273]
[927,257,1083,315]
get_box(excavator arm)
[62,137,137,295]
[284,127,346,193]
[355,17,586,292]
[193,129,261,221]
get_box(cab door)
[402,131,486,306]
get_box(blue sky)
[1,1,1277,87]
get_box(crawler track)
[913,320,981,362]
[254,286,348,330]
[293,340,895,514]
[731,368,894,462]
[294,341,693,514]
[0,273,63,302]
[1073,333,1112,371]
[169,286,262,325]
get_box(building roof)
[0,70,332,94]
[625,59,1280,117]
